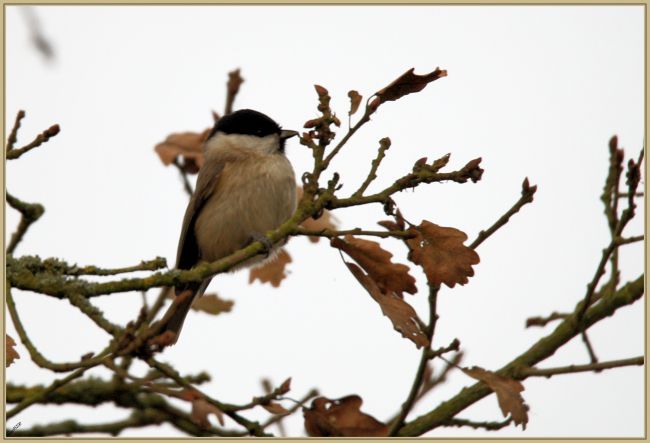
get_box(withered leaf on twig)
[331,235,416,297]
[278,377,292,394]
[6,335,20,367]
[345,262,429,348]
[263,401,290,415]
[304,395,388,437]
[375,67,447,104]
[248,248,292,287]
[180,389,226,428]
[154,129,210,174]
[462,366,529,429]
[347,90,362,116]
[406,221,480,288]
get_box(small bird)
[160,109,298,343]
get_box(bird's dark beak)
[280,129,299,140]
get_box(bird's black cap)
[207,109,282,140]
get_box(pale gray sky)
[4,5,644,437]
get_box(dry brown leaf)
[331,235,416,297]
[248,248,292,287]
[345,262,429,349]
[166,291,234,316]
[263,401,290,415]
[304,395,388,437]
[378,209,406,232]
[181,389,225,428]
[376,67,447,103]
[6,335,19,367]
[347,90,362,116]
[278,377,292,394]
[406,221,480,288]
[462,366,529,429]
[191,293,234,315]
[154,128,210,174]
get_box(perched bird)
[160,109,298,343]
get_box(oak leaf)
[154,129,210,174]
[376,67,447,104]
[248,248,292,287]
[377,209,406,232]
[263,402,289,415]
[304,395,388,437]
[345,262,429,348]
[278,377,292,394]
[180,389,225,428]
[347,90,362,116]
[191,293,234,315]
[166,291,234,316]
[406,221,479,288]
[331,235,416,297]
[6,335,19,367]
[462,366,529,429]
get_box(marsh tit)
[160,109,299,343]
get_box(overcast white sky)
[4,5,645,438]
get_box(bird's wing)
[175,159,225,271]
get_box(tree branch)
[397,275,643,436]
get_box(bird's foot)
[248,232,273,257]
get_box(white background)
[4,5,645,438]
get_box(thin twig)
[388,284,441,436]
[580,331,598,364]
[66,257,168,276]
[7,367,88,419]
[6,285,114,372]
[66,291,122,336]
[6,192,45,254]
[6,123,60,160]
[517,356,644,378]
[293,226,414,240]
[353,137,391,197]
[6,109,26,151]
[525,311,569,328]
[617,235,644,245]
[20,7,55,61]
[442,417,513,431]
[470,178,537,249]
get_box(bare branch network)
[5,67,644,437]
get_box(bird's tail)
[159,278,211,345]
